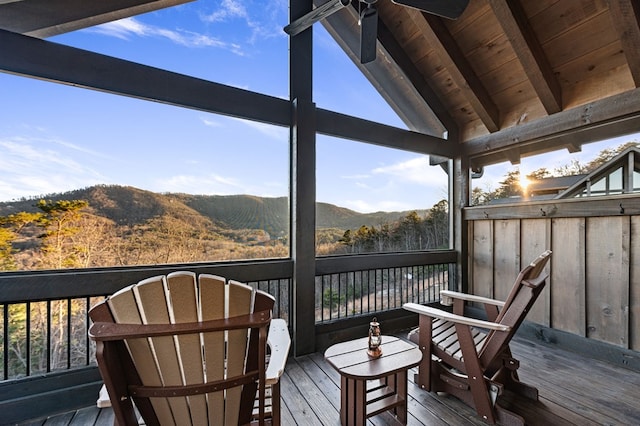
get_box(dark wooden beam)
[489,0,562,114]
[316,108,457,157]
[0,29,291,126]
[408,10,500,132]
[464,88,640,167]
[0,0,192,38]
[608,0,640,87]
[289,0,316,357]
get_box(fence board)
[551,218,586,336]
[471,220,493,298]
[586,217,630,348]
[632,217,640,351]
[521,219,551,326]
[493,220,520,301]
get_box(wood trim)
[463,194,640,221]
[607,0,640,87]
[464,88,640,167]
[489,0,562,114]
[315,250,457,275]
[407,10,500,132]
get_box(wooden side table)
[324,335,422,426]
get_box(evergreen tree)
[36,199,89,269]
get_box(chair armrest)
[440,290,505,308]
[403,303,510,332]
[265,319,291,385]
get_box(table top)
[324,336,422,380]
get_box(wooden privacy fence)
[464,194,640,352]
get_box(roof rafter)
[406,9,500,133]
[374,14,459,138]
[607,0,640,87]
[489,0,562,114]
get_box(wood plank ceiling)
[366,0,640,167]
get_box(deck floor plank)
[67,406,100,426]
[13,335,640,426]
[41,412,75,426]
[513,339,640,424]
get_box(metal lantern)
[367,317,382,358]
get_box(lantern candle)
[367,317,382,358]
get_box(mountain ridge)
[0,184,431,235]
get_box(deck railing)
[315,252,456,323]
[0,251,457,380]
[0,251,456,422]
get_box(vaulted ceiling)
[320,0,640,167]
[2,0,640,169]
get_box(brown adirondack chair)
[89,271,291,426]
[403,250,551,425]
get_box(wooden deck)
[15,335,640,426]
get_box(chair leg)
[414,316,434,391]
[492,357,539,401]
[271,382,281,426]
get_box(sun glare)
[519,175,530,196]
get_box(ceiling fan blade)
[391,0,469,19]
[360,6,378,64]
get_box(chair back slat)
[479,250,551,367]
[133,276,190,425]
[107,283,175,423]
[493,249,551,324]
[199,275,227,425]
[166,272,207,425]
[224,280,254,426]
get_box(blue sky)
[1,0,638,212]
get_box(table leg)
[341,376,348,426]
[354,378,366,426]
[341,377,367,426]
[396,370,408,424]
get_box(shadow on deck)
[15,335,640,425]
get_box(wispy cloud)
[232,118,288,140]
[156,173,242,195]
[89,17,244,55]
[344,199,414,214]
[205,0,248,23]
[0,137,107,201]
[200,117,223,128]
[202,0,288,43]
[202,115,287,141]
[155,172,285,197]
[372,156,447,187]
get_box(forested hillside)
[0,184,446,270]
